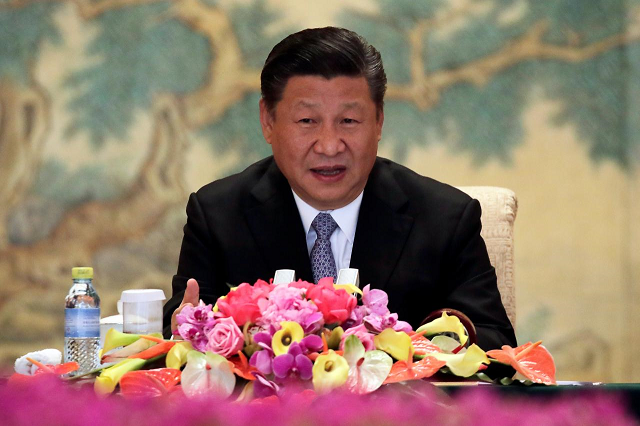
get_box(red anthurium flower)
[34,362,79,376]
[128,341,176,360]
[486,341,556,385]
[229,351,257,381]
[383,356,446,384]
[8,360,79,386]
[119,368,181,397]
[409,333,442,356]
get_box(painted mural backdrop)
[0,0,638,382]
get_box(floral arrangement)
[9,277,556,400]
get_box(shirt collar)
[292,190,363,244]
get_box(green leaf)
[500,377,515,386]
[430,335,461,353]
[343,335,365,367]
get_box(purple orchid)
[342,305,366,329]
[299,312,324,334]
[176,303,217,351]
[177,323,209,352]
[392,320,413,333]
[363,312,398,333]
[361,286,390,316]
[299,335,323,353]
[345,285,413,334]
[253,332,274,353]
[252,373,280,398]
[342,285,387,330]
[272,343,313,381]
[251,350,273,375]
[250,332,322,378]
[249,331,275,375]
[363,312,412,333]
[177,303,216,328]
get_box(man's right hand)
[170,278,200,334]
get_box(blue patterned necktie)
[310,212,338,283]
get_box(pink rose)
[205,317,244,358]
[306,277,357,325]
[340,324,375,352]
[217,280,272,325]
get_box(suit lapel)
[350,159,414,291]
[244,160,314,282]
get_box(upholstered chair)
[457,186,518,330]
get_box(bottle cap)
[72,267,94,279]
[120,289,166,303]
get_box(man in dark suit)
[163,27,516,350]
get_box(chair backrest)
[456,186,517,329]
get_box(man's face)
[259,75,383,210]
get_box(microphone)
[273,269,296,285]
[336,268,360,288]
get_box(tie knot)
[311,213,338,240]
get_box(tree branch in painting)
[71,0,162,18]
[0,0,163,16]
[0,94,187,307]
[168,0,261,128]
[0,78,50,249]
[388,19,640,110]
[0,0,262,293]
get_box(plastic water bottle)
[64,267,101,374]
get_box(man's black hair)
[260,27,387,115]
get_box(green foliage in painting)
[0,0,639,169]
[529,0,631,166]
[0,2,61,85]
[228,0,291,69]
[198,0,293,171]
[32,159,125,205]
[626,43,640,165]
[343,0,638,168]
[198,93,273,172]
[64,2,211,147]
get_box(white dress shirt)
[292,190,363,271]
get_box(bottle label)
[65,308,100,338]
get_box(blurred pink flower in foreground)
[1,375,637,426]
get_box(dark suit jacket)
[163,156,516,349]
